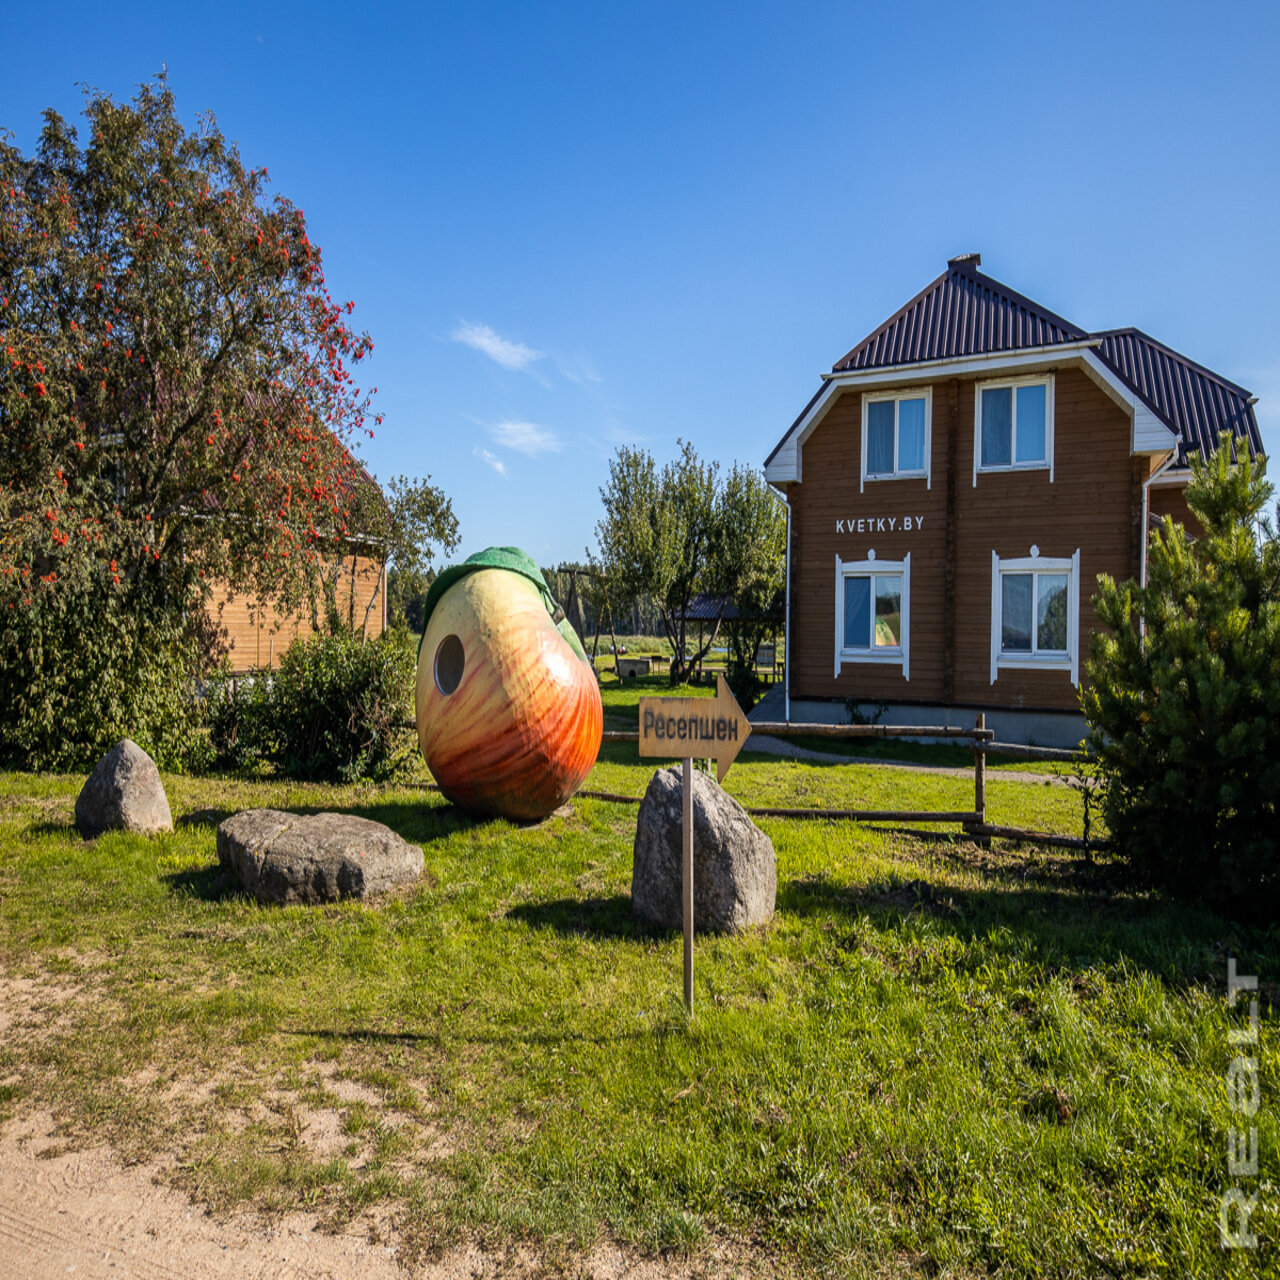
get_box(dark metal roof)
[674,592,784,624]
[832,255,1087,372]
[776,257,1262,469]
[1091,329,1261,469]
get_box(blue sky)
[4,2,1278,566]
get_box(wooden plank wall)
[787,365,1138,712]
[1148,483,1203,539]
[206,553,386,672]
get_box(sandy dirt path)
[0,1110,752,1279]
[0,1111,405,1279]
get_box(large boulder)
[632,766,776,934]
[75,739,173,838]
[217,810,424,905]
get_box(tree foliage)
[1084,442,1280,918]
[345,472,457,633]
[711,463,787,705]
[594,441,784,686]
[0,77,454,765]
[1,76,380,615]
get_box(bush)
[207,673,278,774]
[1084,442,1280,919]
[725,656,764,713]
[0,590,209,773]
[210,628,416,782]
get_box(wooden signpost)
[638,674,751,1014]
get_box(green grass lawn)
[0,674,1275,1277]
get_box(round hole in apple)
[434,634,465,696]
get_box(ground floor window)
[989,547,1080,685]
[835,552,910,680]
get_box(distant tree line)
[593,440,785,696]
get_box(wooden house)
[210,461,388,672]
[763,255,1263,746]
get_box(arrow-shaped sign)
[637,673,751,783]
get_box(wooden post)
[973,713,987,839]
[608,606,621,681]
[682,754,694,1016]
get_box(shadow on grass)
[176,807,236,831]
[26,819,79,838]
[507,894,661,941]
[777,858,1278,989]
[164,865,243,901]
[337,798,476,845]
[282,1023,653,1048]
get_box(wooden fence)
[594,714,1102,853]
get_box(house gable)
[766,256,1261,487]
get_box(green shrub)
[725,655,764,713]
[1084,441,1280,919]
[207,673,278,773]
[211,627,415,782]
[0,590,208,773]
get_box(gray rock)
[217,809,424,905]
[75,739,173,838]
[632,766,776,934]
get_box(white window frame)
[835,551,910,680]
[973,374,1055,484]
[860,387,932,493]
[989,547,1080,686]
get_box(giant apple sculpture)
[415,547,603,822]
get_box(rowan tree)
[0,77,453,766]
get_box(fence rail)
[599,714,1101,850]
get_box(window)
[974,375,1054,481]
[990,548,1080,685]
[861,389,931,490]
[835,552,910,679]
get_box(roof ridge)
[832,263,1086,372]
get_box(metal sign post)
[638,675,751,1016]
[682,755,693,1013]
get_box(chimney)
[947,252,982,272]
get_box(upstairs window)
[975,375,1054,481]
[861,390,931,490]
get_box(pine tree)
[1084,438,1280,918]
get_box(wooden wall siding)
[207,554,386,672]
[789,366,1137,712]
[1149,483,1204,540]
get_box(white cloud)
[452,321,544,372]
[473,446,507,476]
[490,419,563,457]
[557,353,603,386]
